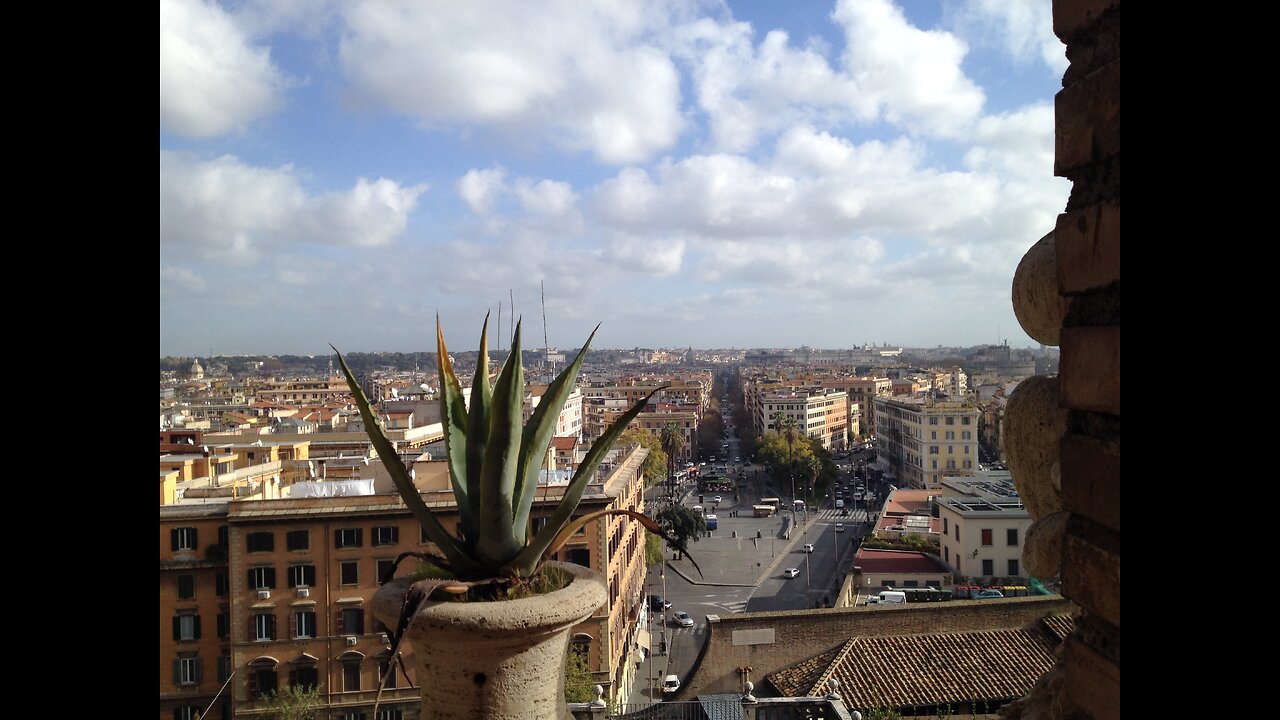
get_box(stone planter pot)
[372,561,607,720]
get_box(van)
[835,499,845,509]
[878,590,907,605]
[663,674,681,694]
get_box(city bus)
[753,504,776,517]
[793,499,806,512]
[705,514,718,531]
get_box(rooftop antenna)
[496,301,502,351]
[509,289,515,345]
[541,279,553,375]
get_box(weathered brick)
[1062,636,1120,720]
[1060,433,1120,532]
[1053,0,1119,45]
[1056,202,1120,295]
[1055,58,1121,176]
[1061,534,1119,627]
[1059,326,1120,416]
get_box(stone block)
[1062,636,1121,720]
[1062,534,1119,627]
[1061,433,1120,532]
[1055,58,1121,176]
[1056,202,1120,295]
[1060,326,1120,416]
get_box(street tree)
[620,428,668,486]
[656,505,707,559]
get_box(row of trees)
[755,412,838,506]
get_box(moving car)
[663,674,681,694]
[673,611,694,627]
[648,594,671,611]
[802,544,814,553]
[783,568,800,577]
[835,523,845,532]
[712,495,722,504]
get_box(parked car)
[835,523,845,532]
[784,568,800,578]
[973,589,1005,599]
[673,611,695,627]
[663,674,681,694]
[802,544,815,553]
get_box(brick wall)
[684,596,1074,697]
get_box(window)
[930,430,937,439]
[217,655,232,683]
[944,545,949,561]
[247,532,274,553]
[286,530,310,551]
[288,564,316,588]
[342,660,362,692]
[377,559,396,585]
[929,445,938,454]
[929,417,938,425]
[378,658,398,689]
[175,655,201,685]
[293,611,317,639]
[335,528,363,548]
[218,525,229,548]
[289,666,319,690]
[341,561,359,585]
[248,567,277,590]
[174,706,201,720]
[215,572,228,597]
[931,460,938,469]
[903,580,918,587]
[338,608,364,635]
[946,432,955,440]
[962,431,971,440]
[946,417,954,425]
[217,610,230,639]
[1008,559,1020,576]
[177,574,195,600]
[253,613,276,641]
[248,666,278,699]
[342,713,367,720]
[372,526,399,546]
[962,417,971,425]
[420,525,431,544]
[955,526,960,540]
[981,559,994,576]
[943,518,948,533]
[1007,528,1019,546]
[964,446,970,454]
[981,529,993,546]
[171,527,198,552]
[173,613,201,641]
[378,711,403,720]
[567,548,590,568]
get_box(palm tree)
[804,455,821,510]
[660,422,687,500]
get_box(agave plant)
[333,313,699,585]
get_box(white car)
[802,544,815,553]
[712,495,722,503]
[784,568,800,578]
[673,611,694,627]
[835,523,845,533]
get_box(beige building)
[935,472,1031,584]
[755,389,849,451]
[161,442,654,719]
[873,396,978,490]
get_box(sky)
[160,0,1070,357]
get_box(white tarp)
[289,479,375,498]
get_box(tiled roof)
[884,489,934,516]
[768,641,851,697]
[1041,614,1073,641]
[766,616,1074,710]
[855,549,949,574]
[552,436,578,450]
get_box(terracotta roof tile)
[765,617,1073,710]
[552,436,578,450]
[855,548,950,574]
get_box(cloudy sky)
[160,0,1069,357]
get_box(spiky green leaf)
[475,320,525,568]
[435,318,478,548]
[512,324,598,542]
[332,346,479,575]
[544,508,702,578]
[508,385,668,575]
[463,314,494,547]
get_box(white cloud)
[159,151,426,262]
[515,179,577,217]
[159,0,286,137]
[963,103,1056,179]
[605,235,687,276]
[832,0,985,137]
[160,265,208,294]
[953,0,1068,75]
[337,1,686,163]
[457,168,508,214]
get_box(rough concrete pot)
[372,561,607,720]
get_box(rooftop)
[854,548,950,574]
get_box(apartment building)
[873,396,978,490]
[160,443,653,719]
[754,389,849,451]
[255,378,351,405]
[935,472,1031,584]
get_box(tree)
[261,684,321,720]
[656,506,707,558]
[645,531,664,566]
[659,422,687,496]
[619,428,667,486]
[564,647,595,703]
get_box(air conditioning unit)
[257,590,271,600]
[296,587,311,598]
[345,636,358,646]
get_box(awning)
[636,628,652,652]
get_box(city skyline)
[160,0,1070,357]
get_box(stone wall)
[1005,1,1119,718]
[684,596,1074,697]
